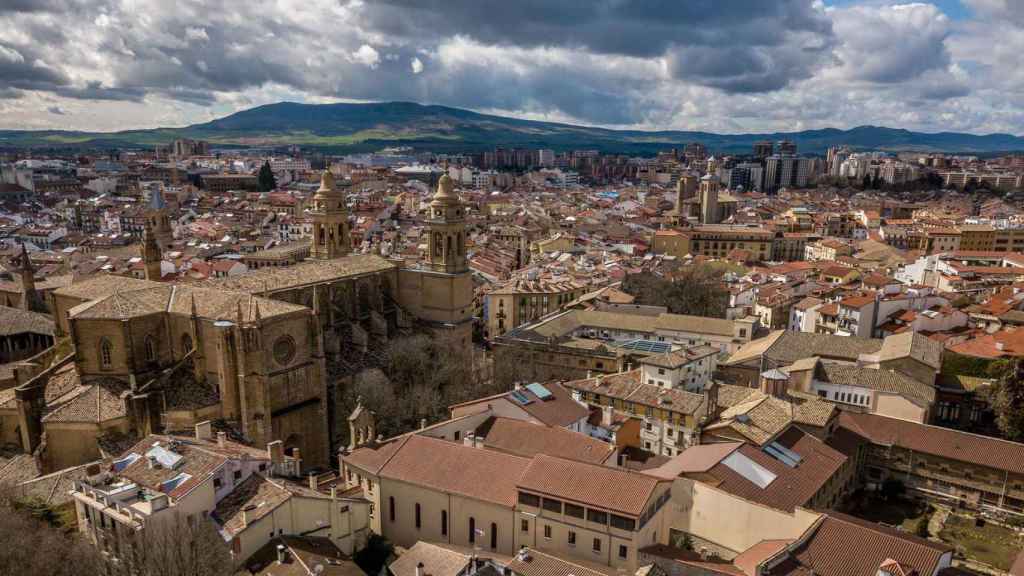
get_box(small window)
[542,498,563,513]
[490,523,498,549]
[518,492,540,507]
[568,531,576,546]
[389,497,395,522]
[564,503,585,519]
[415,503,421,529]
[587,509,608,525]
[469,517,476,543]
[100,338,113,368]
[593,538,602,553]
[233,470,242,481]
[619,545,628,559]
[521,519,529,533]
[144,336,157,362]
[442,510,448,536]
[543,525,552,539]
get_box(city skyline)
[0,1,1022,135]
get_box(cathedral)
[0,173,473,473]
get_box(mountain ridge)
[1,101,1022,155]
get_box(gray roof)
[876,331,943,371]
[819,364,936,406]
[726,331,882,367]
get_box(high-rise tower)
[309,170,350,260]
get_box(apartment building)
[71,425,369,567]
[485,278,589,338]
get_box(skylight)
[722,451,777,489]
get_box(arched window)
[469,517,476,543]
[144,335,157,362]
[100,339,113,368]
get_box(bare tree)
[0,484,105,576]
[111,513,233,576]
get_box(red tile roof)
[517,454,667,517]
[839,411,1024,475]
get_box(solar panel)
[525,383,553,400]
[113,453,141,472]
[160,473,192,493]
[510,390,533,405]
[722,451,777,489]
[764,444,800,468]
[767,441,803,466]
[615,339,672,354]
[146,445,184,469]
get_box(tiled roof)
[475,417,614,465]
[508,548,617,576]
[41,378,129,424]
[772,512,950,576]
[215,474,293,536]
[643,442,743,479]
[725,331,882,367]
[70,285,307,322]
[0,305,54,336]
[875,331,943,371]
[517,453,667,516]
[389,542,471,576]
[203,253,396,294]
[838,411,1024,476]
[53,274,159,301]
[564,370,707,415]
[378,435,531,507]
[704,427,847,512]
[819,364,935,406]
[707,388,835,446]
[116,435,235,500]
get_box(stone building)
[7,172,474,474]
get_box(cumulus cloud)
[0,0,1019,134]
[349,44,380,69]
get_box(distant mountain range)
[2,101,1022,155]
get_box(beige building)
[485,278,589,338]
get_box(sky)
[0,0,1022,135]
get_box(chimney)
[415,563,425,576]
[474,435,485,449]
[267,440,284,469]
[195,420,213,441]
[463,433,475,447]
[586,370,593,379]
[217,431,227,448]
[292,448,302,470]
[308,473,319,490]
[699,548,709,561]
[330,485,337,500]
[601,404,614,427]
[996,341,1006,351]
[420,418,428,430]
[276,544,288,564]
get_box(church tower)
[147,187,174,250]
[16,244,38,312]
[141,220,163,281]
[426,174,467,274]
[310,170,350,259]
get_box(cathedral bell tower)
[426,174,467,274]
[310,170,350,260]
[141,220,163,281]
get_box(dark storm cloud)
[350,0,835,93]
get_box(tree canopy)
[621,266,730,318]
[257,161,277,192]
